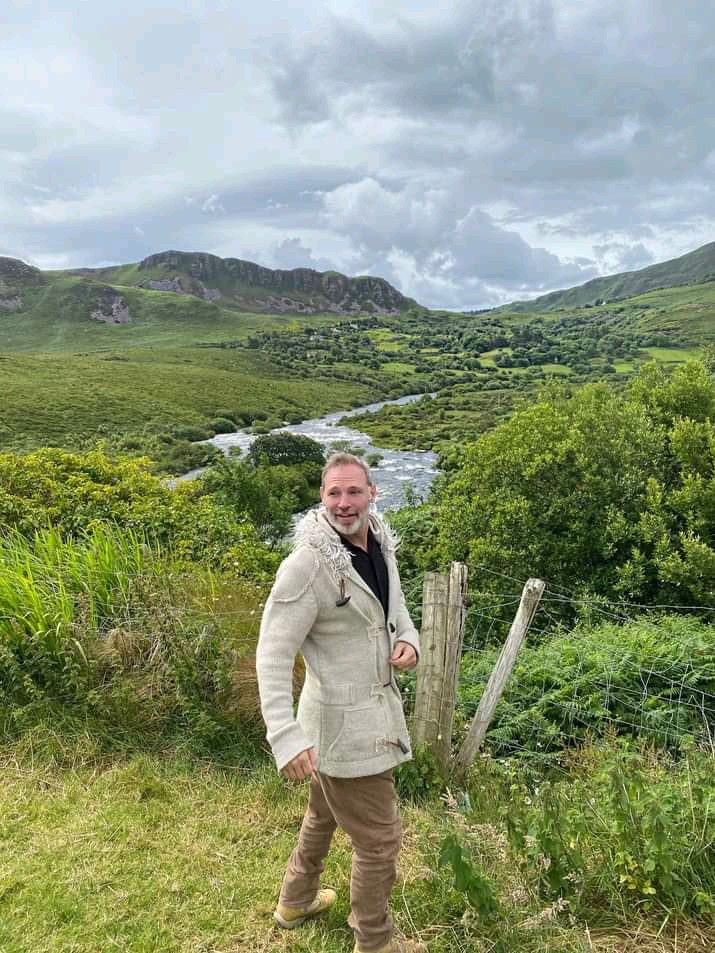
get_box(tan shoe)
[354,936,427,953]
[273,888,337,929]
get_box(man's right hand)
[281,746,318,781]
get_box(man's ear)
[369,483,378,503]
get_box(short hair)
[321,452,372,487]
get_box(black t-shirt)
[339,528,389,618]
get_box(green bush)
[0,447,276,571]
[457,615,715,756]
[172,424,213,442]
[498,741,715,917]
[246,432,324,468]
[436,362,715,629]
[201,455,321,543]
[0,525,266,747]
[208,417,238,435]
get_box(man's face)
[320,463,377,536]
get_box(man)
[256,452,426,953]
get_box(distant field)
[382,361,417,373]
[1,273,713,458]
[641,345,703,362]
[0,347,369,450]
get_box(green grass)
[0,737,712,953]
[382,361,417,374]
[540,363,572,375]
[366,329,407,352]
[0,347,369,450]
[641,345,703,362]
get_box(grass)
[0,738,712,953]
[641,346,703,362]
[382,361,417,374]
[0,347,369,451]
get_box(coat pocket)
[325,700,389,763]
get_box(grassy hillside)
[0,274,330,353]
[0,346,372,452]
[505,240,715,312]
[2,248,714,464]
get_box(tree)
[246,432,325,468]
[433,362,715,631]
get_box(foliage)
[439,833,500,921]
[499,741,715,917]
[0,447,276,571]
[435,361,715,628]
[457,614,715,756]
[201,454,320,543]
[246,431,325,468]
[395,744,445,801]
[0,525,268,746]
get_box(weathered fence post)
[412,562,468,773]
[452,577,545,781]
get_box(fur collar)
[292,507,398,585]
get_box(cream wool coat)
[256,508,420,778]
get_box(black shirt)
[339,528,390,618]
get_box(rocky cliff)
[0,257,44,311]
[117,250,411,315]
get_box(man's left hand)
[390,641,417,671]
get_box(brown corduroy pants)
[279,768,402,951]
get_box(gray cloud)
[1,1,715,307]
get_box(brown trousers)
[279,768,402,951]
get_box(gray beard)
[324,509,369,537]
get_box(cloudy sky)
[3,0,715,308]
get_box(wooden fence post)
[452,577,545,781]
[412,562,468,773]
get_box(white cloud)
[1,0,715,308]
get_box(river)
[180,393,437,511]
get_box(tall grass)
[0,525,152,699]
[0,525,265,754]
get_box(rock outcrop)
[0,256,44,312]
[135,250,409,314]
[91,289,131,324]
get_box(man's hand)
[282,746,318,782]
[390,641,417,671]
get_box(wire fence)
[447,563,715,761]
[2,548,714,758]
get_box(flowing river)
[180,394,438,511]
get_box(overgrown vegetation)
[388,361,715,635]
[2,258,715,949]
[457,614,715,757]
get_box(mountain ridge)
[501,241,715,312]
[66,249,413,316]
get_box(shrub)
[208,417,238,435]
[0,526,268,747]
[457,614,715,757]
[0,448,275,570]
[246,432,324,468]
[436,362,715,630]
[172,424,213,442]
[499,741,715,917]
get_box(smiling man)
[256,452,425,953]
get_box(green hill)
[2,244,714,464]
[68,249,413,316]
[504,240,715,312]
[0,250,415,353]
